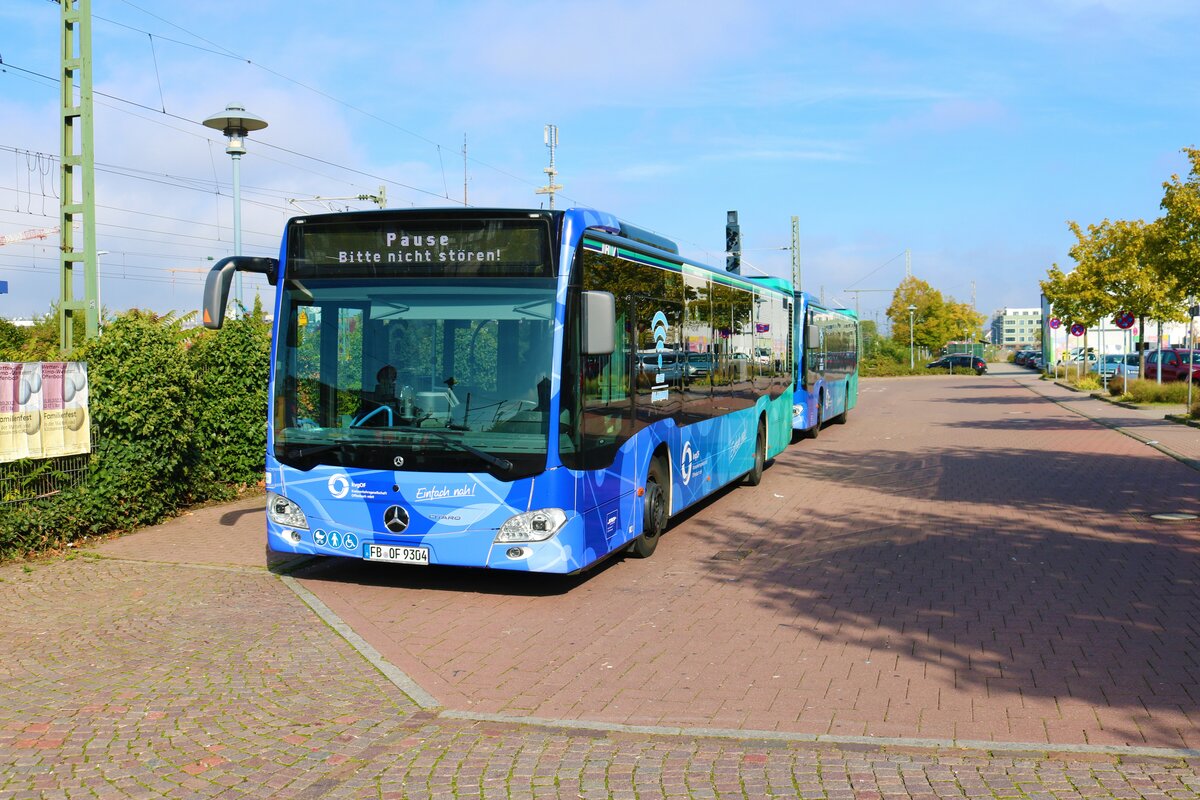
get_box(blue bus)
[203,208,794,573]
[790,292,859,438]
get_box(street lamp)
[907,304,917,369]
[202,103,268,314]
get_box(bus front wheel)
[629,459,668,558]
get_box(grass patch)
[1107,377,1194,404]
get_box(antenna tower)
[534,124,562,209]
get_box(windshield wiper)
[394,426,513,471]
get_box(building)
[990,307,1042,352]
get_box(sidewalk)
[1015,371,1200,469]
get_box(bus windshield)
[273,277,557,479]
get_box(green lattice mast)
[59,0,99,352]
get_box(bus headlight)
[267,492,309,530]
[495,508,567,543]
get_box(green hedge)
[0,307,270,559]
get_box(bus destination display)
[290,218,550,277]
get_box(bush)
[1108,376,1127,396]
[1,308,272,560]
[1073,374,1101,391]
[77,311,198,531]
[861,356,925,377]
[186,304,270,493]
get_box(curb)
[1167,413,1200,429]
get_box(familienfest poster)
[0,362,90,463]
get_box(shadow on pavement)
[681,443,1200,748]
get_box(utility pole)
[59,0,100,352]
[905,248,911,279]
[462,133,468,206]
[842,288,891,320]
[790,215,801,290]
[534,124,562,209]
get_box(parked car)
[926,353,988,375]
[1096,353,1140,379]
[637,351,684,382]
[1027,354,1045,370]
[1143,348,1200,382]
[684,352,714,378]
[1013,349,1037,366]
[1057,351,1098,367]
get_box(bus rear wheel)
[629,459,668,558]
[745,419,766,486]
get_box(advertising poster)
[40,362,90,458]
[0,362,90,463]
[0,362,43,463]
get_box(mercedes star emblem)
[383,505,410,533]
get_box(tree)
[1157,146,1200,301]
[0,318,28,360]
[887,276,985,354]
[1044,218,1183,375]
[17,307,76,361]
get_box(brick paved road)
[298,370,1200,750]
[2,370,1199,798]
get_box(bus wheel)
[630,459,668,558]
[833,383,851,424]
[808,404,822,439]
[745,418,766,486]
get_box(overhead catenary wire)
[103,4,562,199]
[2,7,772,297]
[0,61,455,206]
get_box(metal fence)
[0,427,94,505]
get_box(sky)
[1,0,1198,331]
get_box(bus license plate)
[365,544,429,565]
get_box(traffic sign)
[1069,323,1086,337]
[1115,311,1135,330]
[1048,317,1061,329]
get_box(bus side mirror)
[202,256,279,329]
[805,324,820,348]
[581,290,615,355]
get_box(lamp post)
[202,104,268,315]
[907,304,917,369]
[1189,302,1199,413]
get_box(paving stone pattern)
[1,367,1199,798]
[298,370,1200,750]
